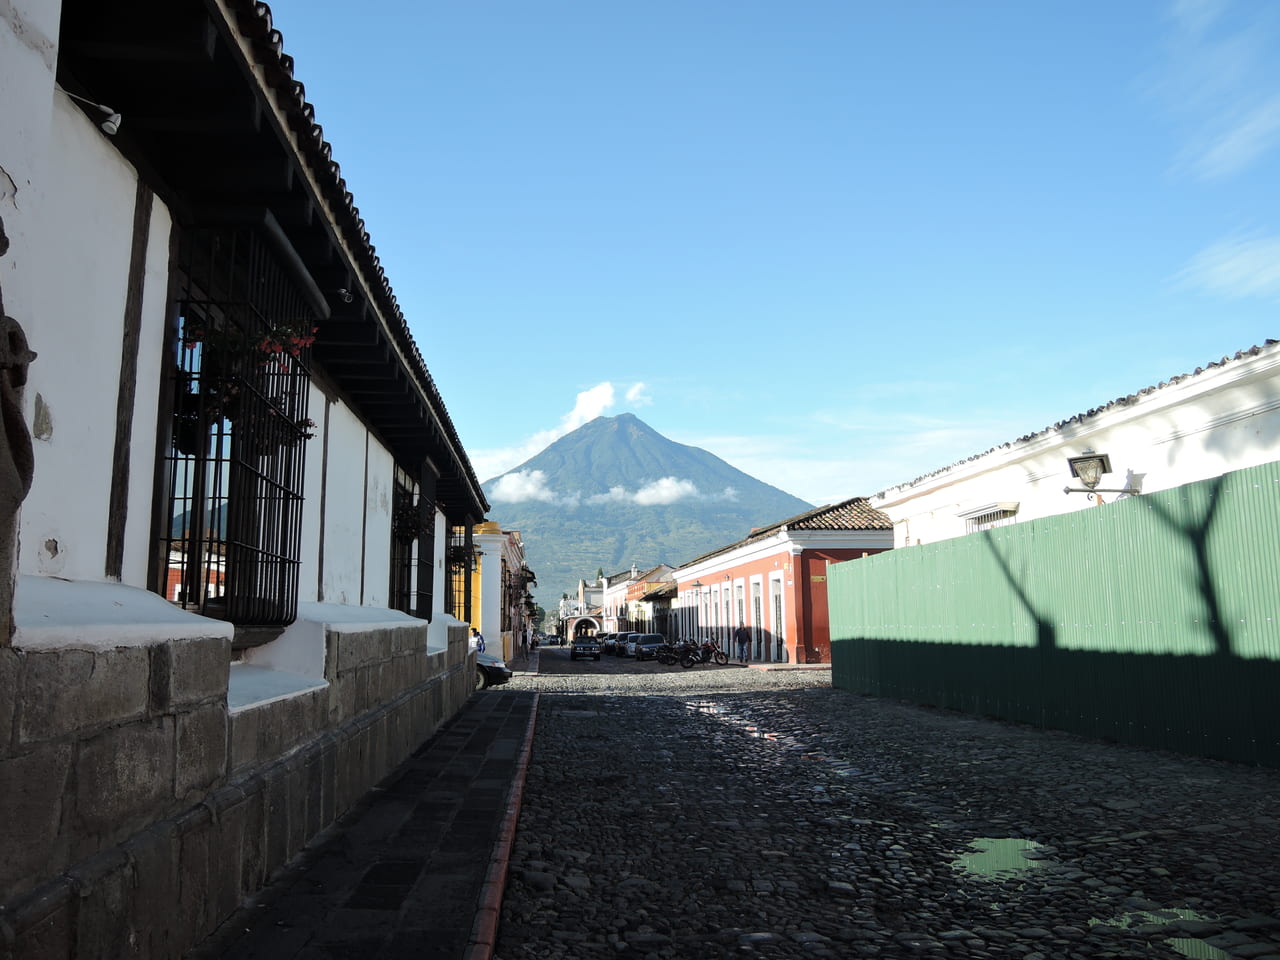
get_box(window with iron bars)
[445,525,473,623]
[389,466,422,616]
[501,560,513,632]
[158,226,316,627]
[964,506,1018,534]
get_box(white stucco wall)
[317,401,367,604]
[425,509,450,650]
[872,344,1280,547]
[0,0,60,329]
[361,440,394,608]
[19,95,173,585]
[308,398,397,607]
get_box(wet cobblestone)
[495,651,1280,960]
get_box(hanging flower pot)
[392,499,424,543]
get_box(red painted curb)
[463,693,539,960]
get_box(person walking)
[520,629,529,659]
[734,622,752,664]
[470,627,485,653]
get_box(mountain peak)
[482,417,812,606]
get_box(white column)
[472,531,507,652]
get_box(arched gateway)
[567,616,602,640]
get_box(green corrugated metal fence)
[828,460,1280,766]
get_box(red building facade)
[674,497,892,664]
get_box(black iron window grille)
[390,466,421,615]
[500,561,512,632]
[159,227,316,626]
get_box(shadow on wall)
[831,466,1280,766]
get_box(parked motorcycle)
[659,638,697,666]
[681,637,729,668]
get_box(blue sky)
[268,0,1278,506]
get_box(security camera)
[336,288,353,304]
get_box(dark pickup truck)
[632,633,666,661]
[571,636,601,661]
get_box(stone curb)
[463,691,539,960]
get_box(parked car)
[475,649,513,690]
[571,636,601,661]
[620,633,641,657]
[632,634,665,661]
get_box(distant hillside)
[481,414,812,609]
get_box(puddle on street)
[683,700,851,768]
[687,702,1231,960]
[686,701,782,741]
[952,838,1048,878]
[1166,939,1231,960]
[1087,907,1224,959]
[685,700,729,715]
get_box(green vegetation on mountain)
[480,414,812,609]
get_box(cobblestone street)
[496,647,1280,960]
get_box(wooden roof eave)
[56,0,488,519]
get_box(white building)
[471,522,536,658]
[871,341,1280,547]
[1,2,489,955]
[600,563,673,634]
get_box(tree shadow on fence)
[835,473,1280,766]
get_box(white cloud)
[1170,0,1228,38]
[586,486,631,505]
[489,470,558,503]
[625,382,653,406]
[581,477,734,506]
[634,477,699,505]
[1152,1,1280,180]
[1179,231,1280,298]
[565,383,616,427]
[1188,96,1280,180]
[475,380,657,483]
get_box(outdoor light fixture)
[1064,450,1141,499]
[334,288,354,303]
[1067,452,1111,490]
[64,90,122,135]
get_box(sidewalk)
[511,645,541,677]
[190,686,538,960]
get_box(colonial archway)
[568,616,602,639]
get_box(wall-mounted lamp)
[334,288,353,304]
[1064,450,1141,500]
[65,90,122,136]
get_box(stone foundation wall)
[0,620,473,959]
